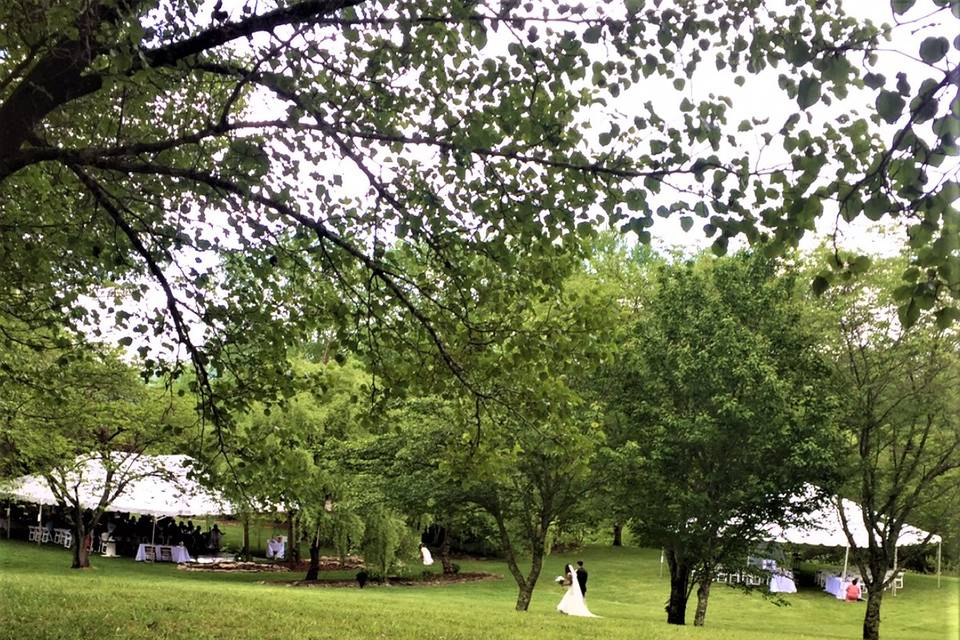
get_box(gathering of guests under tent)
[758,486,943,598]
[0,454,235,563]
[656,485,943,598]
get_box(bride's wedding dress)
[556,564,597,617]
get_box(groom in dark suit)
[576,560,588,598]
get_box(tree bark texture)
[693,570,713,626]
[612,523,623,547]
[286,512,298,566]
[666,548,691,625]
[305,536,321,581]
[71,523,90,569]
[863,585,884,640]
[439,526,454,575]
[242,516,250,560]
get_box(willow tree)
[1,1,957,443]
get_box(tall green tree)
[814,254,960,640]
[609,252,842,626]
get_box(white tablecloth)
[135,544,192,563]
[769,573,797,593]
[266,540,285,559]
[825,575,848,599]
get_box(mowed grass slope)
[0,540,956,640]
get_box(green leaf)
[876,90,905,124]
[864,195,890,221]
[863,72,885,90]
[711,236,728,256]
[919,37,949,64]
[891,0,916,14]
[935,307,960,329]
[898,299,920,328]
[583,26,602,44]
[849,255,872,274]
[680,216,693,232]
[811,275,830,296]
[797,77,821,110]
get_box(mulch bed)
[178,555,364,573]
[262,572,501,588]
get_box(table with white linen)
[769,572,797,593]
[135,543,192,563]
[825,574,848,599]
[266,539,285,559]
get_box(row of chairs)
[142,545,175,562]
[27,526,49,543]
[715,569,766,586]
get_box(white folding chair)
[715,570,728,583]
[61,532,73,548]
[41,528,51,543]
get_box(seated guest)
[846,578,862,602]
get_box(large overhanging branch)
[0,0,363,172]
[69,155,487,399]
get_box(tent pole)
[937,541,941,588]
[5,505,10,539]
[659,547,664,578]
[841,546,849,580]
[151,515,156,545]
[37,504,42,545]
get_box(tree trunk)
[665,548,692,625]
[71,523,90,569]
[286,512,298,567]
[439,526,454,575]
[514,543,546,611]
[693,569,713,626]
[305,531,321,581]
[241,515,250,561]
[862,584,884,640]
[515,583,535,611]
[612,523,623,547]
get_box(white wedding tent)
[759,486,943,588]
[1,454,233,518]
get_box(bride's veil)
[566,564,583,598]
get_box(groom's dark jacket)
[576,568,588,595]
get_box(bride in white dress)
[556,563,597,617]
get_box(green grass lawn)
[0,540,956,640]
